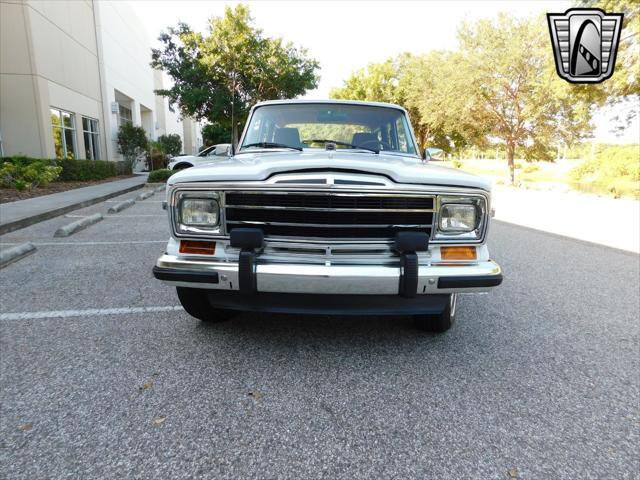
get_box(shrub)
[148,169,176,183]
[0,156,121,182]
[522,163,540,174]
[569,145,640,198]
[117,123,147,171]
[452,159,463,169]
[57,159,117,181]
[157,134,182,156]
[0,156,62,190]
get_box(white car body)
[167,143,231,170]
[154,100,502,332]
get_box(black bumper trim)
[438,274,503,289]
[152,266,219,284]
[205,290,451,316]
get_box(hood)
[167,151,491,191]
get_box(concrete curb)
[0,242,37,268]
[107,199,135,214]
[0,180,145,235]
[54,213,103,237]
[136,190,154,201]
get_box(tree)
[117,123,147,172]
[329,54,473,154]
[455,14,602,183]
[202,122,231,147]
[151,4,320,145]
[157,134,182,156]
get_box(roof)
[253,99,408,112]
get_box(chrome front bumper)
[153,254,503,295]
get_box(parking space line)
[1,240,167,246]
[1,305,183,321]
[65,214,166,218]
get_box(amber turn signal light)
[179,240,216,255]
[441,246,476,261]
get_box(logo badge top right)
[547,8,624,84]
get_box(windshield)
[240,103,417,156]
[197,145,216,157]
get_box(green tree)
[151,4,319,145]
[330,54,472,154]
[117,123,147,172]
[454,14,603,183]
[202,122,231,147]
[157,133,182,156]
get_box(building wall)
[0,0,199,161]
[0,0,106,159]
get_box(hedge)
[0,156,128,181]
[147,169,176,183]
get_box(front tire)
[176,287,238,322]
[413,293,457,333]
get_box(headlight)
[436,196,487,240]
[439,204,477,233]
[173,191,221,235]
[180,198,219,226]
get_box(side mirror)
[423,148,432,162]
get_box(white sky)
[130,0,639,143]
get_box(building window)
[118,104,133,126]
[82,117,100,160]
[51,108,76,159]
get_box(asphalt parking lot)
[1,190,638,480]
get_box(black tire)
[413,293,457,333]
[176,287,238,322]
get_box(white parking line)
[0,240,167,246]
[0,305,183,321]
[65,214,166,218]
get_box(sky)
[130,0,639,143]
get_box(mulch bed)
[0,176,135,204]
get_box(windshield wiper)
[243,142,303,152]
[303,139,379,154]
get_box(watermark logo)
[547,8,623,84]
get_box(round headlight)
[439,203,478,233]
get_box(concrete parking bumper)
[54,213,103,237]
[0,242,36,268]
[107,199,136,214]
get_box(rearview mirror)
[423,148,432,161]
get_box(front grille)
[224,191,435,241]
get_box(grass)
[441,156,639,199]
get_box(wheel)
[176,287,238,322]
[413,294,457,333]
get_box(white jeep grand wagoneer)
[153,100,502,333]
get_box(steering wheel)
[357,139,392,150]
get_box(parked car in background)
[167,143,231,170]
[153,100,503,333]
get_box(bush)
[0,156,62,190]
[117,123,147,171]
[0,156,122,182]
[569,145,640,198]
[452,159,463,169]
[157,134,182,156]
[148,169,176,183]
[56,159,117,181]
[522,163,540,174]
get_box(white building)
[0,0,201,160]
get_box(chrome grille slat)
[223,191,435,241]
[226,220,433,228]
[225,205,434,213]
